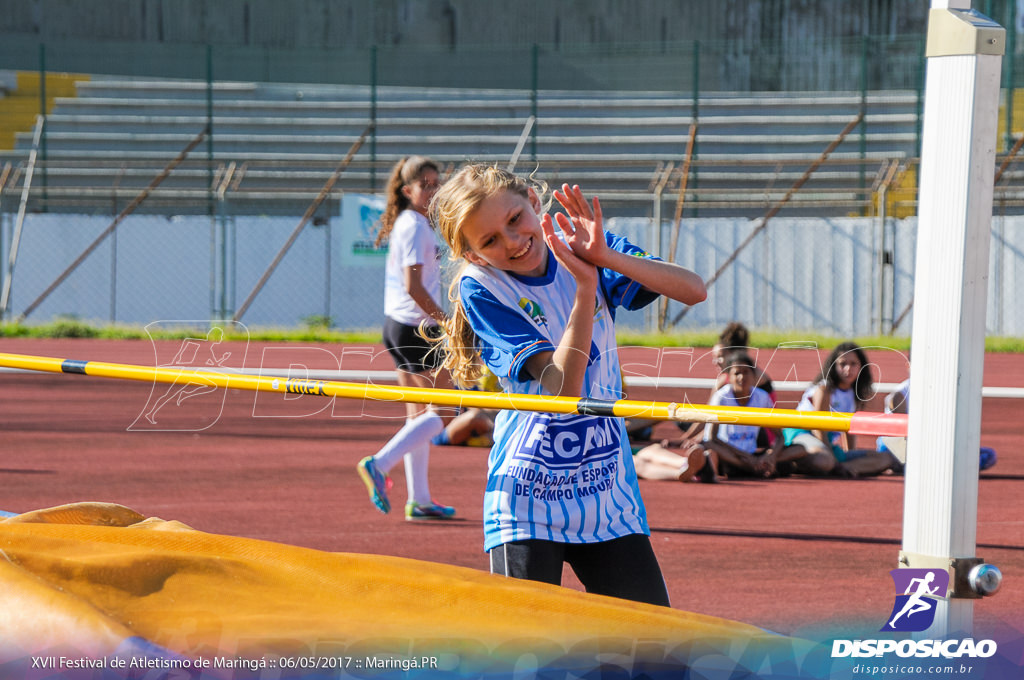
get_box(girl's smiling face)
[460,188,548,277]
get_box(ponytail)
[438,268,485,388]
[375,155,439,247]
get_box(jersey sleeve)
[460,277,553,382]
[599,231,661,311]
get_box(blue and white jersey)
[460,231,660,551]
[705,385,773,452]
[796,382,857,445]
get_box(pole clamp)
[898,551,1001,599]
[926,8,1005,58]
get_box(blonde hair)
[375,155,439,247]
[429,163,547,387]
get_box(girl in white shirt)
[783,342,897,477]
[357,156,456,521]
[703,350,803,478]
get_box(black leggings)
[489,534,671,607]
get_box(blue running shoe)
[979,447,998,471]
[405,501,456,521]
[357,456,392,514]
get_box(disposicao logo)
[830,568,998,661]
[882,568,949,632]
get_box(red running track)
[1,338,1021,640]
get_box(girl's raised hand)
[551,184,609,267]
[541,213,597,290]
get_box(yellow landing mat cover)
[0,502,808,672]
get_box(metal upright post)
[530,44,538,163]
[0,117,44,318]
[1004,1,1017,153]
[206,45,226,320]
[691,40,700,218]
[902,2,1004,636]
[207,45,215,213]
[915,37,926,162]
[370,45,378,191]
[860,35,869,203]
[39,43,47,210]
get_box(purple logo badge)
[881,568,949,632]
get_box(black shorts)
[489,534,671,607]
[382,317,444,373]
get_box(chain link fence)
[3,187,1024,336]
[3,28,1024,336]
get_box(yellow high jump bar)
[0,351,908,437]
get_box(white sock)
[405,443,432,506]
[373,411,444,475]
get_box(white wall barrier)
[3,197,1022,336]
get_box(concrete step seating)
[0,72,89,149]
[1,76,920,214]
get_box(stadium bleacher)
[1,75,920,217]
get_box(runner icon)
[888,571,941,628]
[143,328,232,424]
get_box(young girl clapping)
[430,164,705,606]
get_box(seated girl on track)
[701,349,805,479]
[782,342,899,478]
